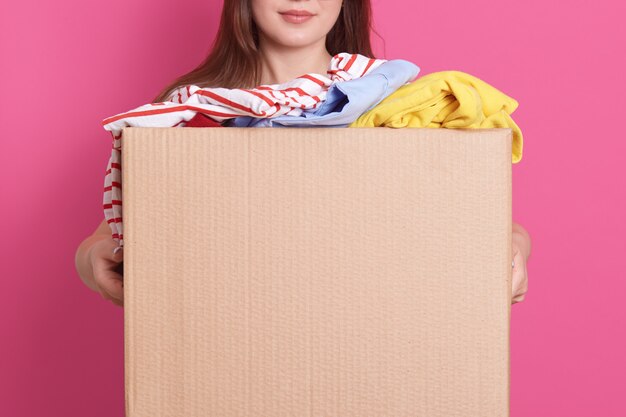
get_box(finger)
[512,270,525,299]
[511,253,528,302]
[104,244,124,263]
[516,252,528,291]
[513,278,527,301]
[512,274,526,303]
[98,287,123,307]
[94,239,124,263]
[511,253,524,297]
[95,279,123,303]
[110,297,124,307]
[102,276,124,302]
[92,259,124,302]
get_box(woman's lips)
[279,11,315,24]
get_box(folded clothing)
[225,59,419,127]
[349,70,523,163]
[101,53,389,137]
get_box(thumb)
[111,245,124,263]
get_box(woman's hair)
[152,0,382,103]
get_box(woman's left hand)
[511,246,528,304]
[511,222,532,304]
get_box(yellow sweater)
[349,70,523,163]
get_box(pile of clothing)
[101,52,523,252]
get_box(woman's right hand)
[88,238,124,307]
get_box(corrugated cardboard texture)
[122,126,512,417]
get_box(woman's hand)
[511,246,528,303]
[88,239,124,307]
[511,222,532,304]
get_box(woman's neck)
[257,37,332,85]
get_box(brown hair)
[152,0,383,103]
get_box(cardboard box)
[122,126,512,417]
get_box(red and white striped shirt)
[102,52,388,252]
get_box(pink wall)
[1,0,624,415]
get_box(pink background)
[1,0,624,415]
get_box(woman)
[75,0,531,307]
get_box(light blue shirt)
[224,59,420,128]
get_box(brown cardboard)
[122,126,512,417]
